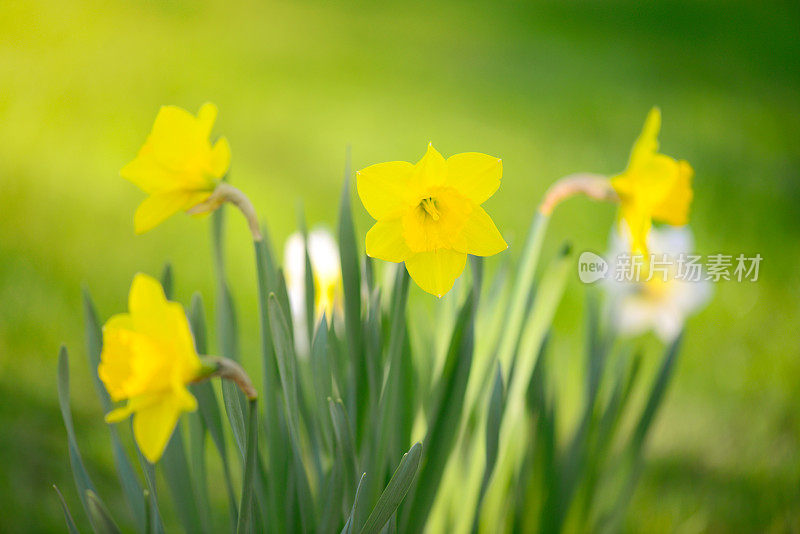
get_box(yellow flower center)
[402,187,471,253]
[420,197,441,221]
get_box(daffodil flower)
[357,144,507,297]
[121,103,231,234]
[610,107,694,257]
[98,273,204,462]
[603,225,710,342]
[284,228,343,353]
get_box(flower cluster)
[101,103,698,460]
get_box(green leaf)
[298,205,316,351]
[57,346,97,523]
[211,205,248,458]
[342,473,367,534]
[360,442,423,534]
[479,363,505,505]
[599,337,682,533]
[337,149,366,440]
[329,398,358,499]
[268,293,302,448]
[160,262,173,299]
[218,282,247,456]
[631,333,683,454]
[161,427,205,534]
[237,399,259,534]
[186,412,211,527]
[189,293,238,529]
[53,485,80,534]
[86,490,122,534]
[311,318,333,453]
[367,267,409,516]
[135,441,164,534]
[82,289,146,532]
[401,286,476,533]
[268,293,316,529]
[254,237,288,533]
[496,212,549,373]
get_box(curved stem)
[188,182,263,242]
[196,356,258,400]
[538,173,618,216]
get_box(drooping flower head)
[611,108,693,257]
[121,103,231,234]
[284,228,343,352]
[603,225,710,342]
[99,273,203,462]
[357,144,507,297]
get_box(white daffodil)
[603,225,711,342]
[284,228,343,355]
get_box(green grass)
[1,0,799,531]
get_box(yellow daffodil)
[121,103,231,234]
[357,144,507,297]
[98,273,203,463]
[611,107,693,256]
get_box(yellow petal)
[105,404,134,424]
[652,160,693,225]
[133,190,212,234]
[411,143,447,191]
[98,313,136,401]
[128,274,201,380]
[460,205,507,256]
[629,107,661,170]
[120,147,177,194]
[445,152,502,204]
[196,102,218,138]
[356,161,416,219]
[365,218,411,262]
[147,105,209,169]
[404,249,467,297]
[619,203,651,257]
[210,137,231,178]
[132,389,196,463]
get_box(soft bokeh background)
[1,0,798,531]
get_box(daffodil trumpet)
[194,355,258,400]
[538,172,618,216]
[187,181,263,242]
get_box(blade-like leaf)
[479,363,505,506]
[268,293,316,529]
[82,289,146,532]
[57,347,97,522]
[135,440,164,534]
[361,442,423,534]
[402,286,476,533]
[189,293,238,528]
[337,149,366,440]
[53,485,80,534]
[211,206,248,457]
[329,397,358,498]
[367,268,409,518]
[342,473,367,534]
[160,263,173,299]
[237,399,259,534]
[86,490,122,534]
[161,427,205,534]
[254,236,288,533]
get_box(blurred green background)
[1,0,798,531]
